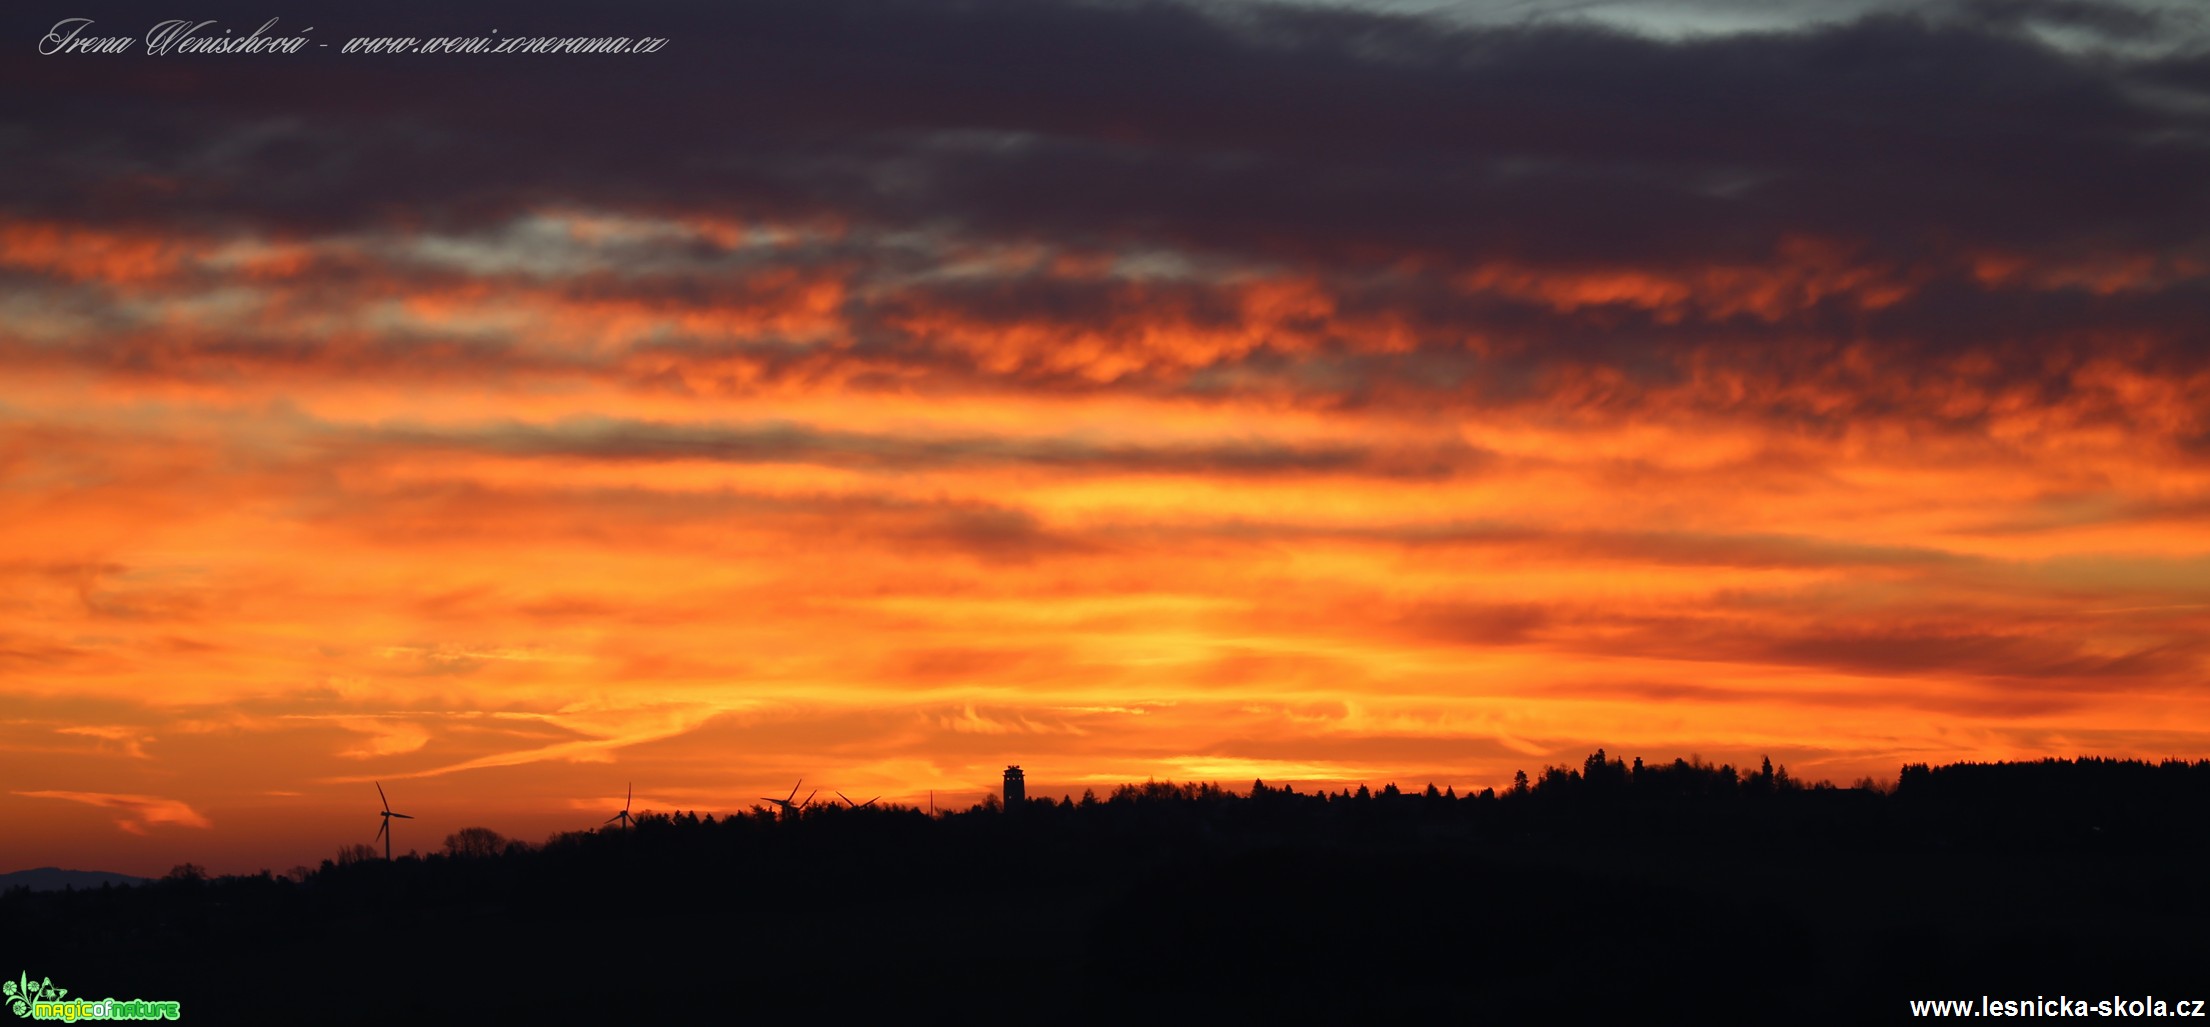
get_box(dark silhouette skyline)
[7,750,2207,1022]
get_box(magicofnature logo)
[5,973,179,1021]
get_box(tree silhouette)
[332,843,379,866]
[444,826,507,859]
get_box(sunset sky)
[6,0,2209,875]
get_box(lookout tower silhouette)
[1003,765,1026,810]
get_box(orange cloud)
[0,221,193,285]
[17,791,213,834]
[3,204,2208,875]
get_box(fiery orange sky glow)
[7,0,2209,875]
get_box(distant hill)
[0,867,150,892]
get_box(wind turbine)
[760,779,816,821]
[836,791,880,809]
[374,782,413,861]
[605,782,634,832]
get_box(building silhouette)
[1004,765,1026,810]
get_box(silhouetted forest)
[6,753,2209,1023]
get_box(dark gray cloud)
[8,0,2207,433]
[11,0,2204,260]
[362,416,1487,479]
[1957,0,2167,36]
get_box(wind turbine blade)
[374,820,387,841]
[390,812,414,819]
[785,779,802,804]
[838,792,855,807]
[802,789,818,807]
[605,813,623,823]
[863,796,880,807]
[626,782,633,809]
[377,781,390,813]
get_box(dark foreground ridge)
[0,868,152,893]
[7,753,2209,1024]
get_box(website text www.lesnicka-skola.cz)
[1910,996,2207,1018]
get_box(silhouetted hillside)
[5,753,2207,1023]
[0,867,152,893]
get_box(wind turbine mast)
[605,782,635,832]
[374,782,414,861]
